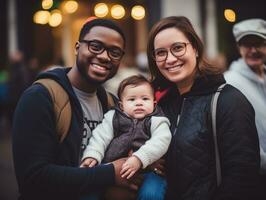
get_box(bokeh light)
[49,9,62,27]
[94,3,109,18]
[33,10,50,24]
[224,9,236,22]
[42,0,53,10]
[131,5,145,20]
[63,0,78,14]
[111,4,125,19]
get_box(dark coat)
[158,74,260,200]
[12,68,115,200]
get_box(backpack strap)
[210,83,226,186]
[34,79,71,143]
[107,92,116,108]
[97,86,117,113]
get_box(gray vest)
[102,106,164,163]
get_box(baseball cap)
[233,18,266,42]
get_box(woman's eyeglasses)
[79,39,125,61]
[153,42,190,62]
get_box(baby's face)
[120,83,155,119]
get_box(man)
[12,18,137,200]
[224,18,266,196]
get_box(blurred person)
[12,18,141,200]
[81,75,171,200]
[0,65,9,131]
[28,57,40,76]
[7,51,31,121]
[0,65,8,107]
[104,61,139,95]
[147,16,260,200]
[224,18,266,198]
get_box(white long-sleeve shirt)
[82,109,172,168]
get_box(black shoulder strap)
[211,83,226,186]
[96,86,116,113]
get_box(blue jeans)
[80,172,166,200]
[137,172,167,200]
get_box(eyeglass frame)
[152,42,190,62]
[79,39,125,61]
[239,41,266,50]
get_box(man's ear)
[119,101,123,110]
[75,42,80,56]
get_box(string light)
[131,5,145,20]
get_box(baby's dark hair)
[117,75,154,100]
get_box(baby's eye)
[128,98,135,101]
[143,97,150,101]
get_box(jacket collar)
[157,74,226,102]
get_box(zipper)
[174,98,186,135]
[129,119,138,150]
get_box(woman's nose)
[166,51,178,64]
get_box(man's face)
[75,26,124,85]
[238,35,266,70]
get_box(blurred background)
[0,0,266,199]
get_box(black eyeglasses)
[79,39,125,61]
[240,41,266,50]
[153,42,190,62]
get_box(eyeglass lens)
[80,40,124,61]
[154,42,188,62]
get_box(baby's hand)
[120,156,142,179]
[80,158,98,168]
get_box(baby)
[81,75,171,200]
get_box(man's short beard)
[76,60,116,85]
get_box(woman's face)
[154,27,198,89]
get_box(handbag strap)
[211,83,226,186]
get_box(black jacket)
[158,74,260,200]
[12,68,115,200]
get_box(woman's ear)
[75,42,80,56]
[119,101,123,111]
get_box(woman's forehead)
[154,27,188,48]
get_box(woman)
[147,16,260,200]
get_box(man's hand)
[112,157,143,191]
[120,156,142,179]
[147,158,165,176]
[80,157,98,168]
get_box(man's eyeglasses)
[240,41,266,51]
[153,42,190,62]
[79,40,124,61]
